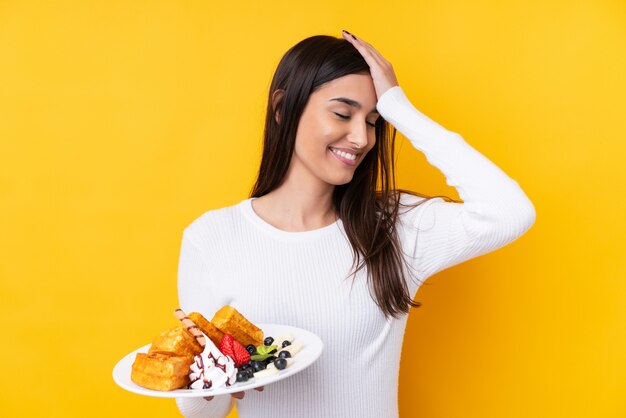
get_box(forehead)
[311,74,378,112]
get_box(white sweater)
[174,86,536,417]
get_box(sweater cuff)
[175,395,233,418]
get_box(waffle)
[187,311,225,347]
[147,326,203,359]
[210,305,264,347]
[129,305,262,392]
[131,352,193,391]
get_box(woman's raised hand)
[341,30,400,100]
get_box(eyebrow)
[329,97,379,114]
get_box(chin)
[324,174,354,186]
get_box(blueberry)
[246,344,257,355]
[278,350,291,359]
[269,348,277,354]
[281,340,291,348]
[264,336,274,346]
[252,361,267,372]
[236,371,248,382]
[264,355,276,365]
[245,368,254,379]
[274,358,287,370]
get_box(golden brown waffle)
[148,326,203,358]
[210,305,264,347]
[131,352,193,391]
[187,311,225,347]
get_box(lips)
[328,147,358,166]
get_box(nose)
[347,120,369,150]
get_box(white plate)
[112,323,323,398]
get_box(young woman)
[175,31,536,417]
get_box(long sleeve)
[175,232,235,418]
[376,86,536,282]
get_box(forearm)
[378,86,536,280]
[377,86,536,239]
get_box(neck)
[264,187,336,226]
[256,163,338,230]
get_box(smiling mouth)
[328,147,358,166]
[329,147,358,160]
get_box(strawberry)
[219,334,235,358]
[219,334,251,367]
[231,340,251,367]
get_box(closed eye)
[334,112,377,128]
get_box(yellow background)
[1,1,624,417]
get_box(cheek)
[315,120,335,144]
[298,122,336,153]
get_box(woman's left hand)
[341,30,400,100]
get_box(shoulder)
[397,191,429,205]
[394,191,432,215]
[393,191,451,231]
[182,199,245,248]
[396,190,460,209]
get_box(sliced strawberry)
[219,334,235,359]
[230,339,251,367]
[218,334,250,367]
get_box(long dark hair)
[250,35,460,319]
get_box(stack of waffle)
[130,305,263,391]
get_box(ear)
[271,89,285,124]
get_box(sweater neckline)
[240,197,344,240]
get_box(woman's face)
[290,73,380,187]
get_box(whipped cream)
[188,334,238,390]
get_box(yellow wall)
[1,1,624,417]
